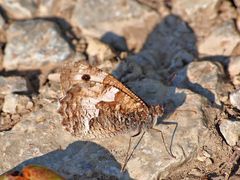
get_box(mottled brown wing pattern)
[58,60,163,139]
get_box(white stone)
[199,21,240,56]
[173,0,219,18]
[0,14,5,30]
[230,89,240,110]
[219,119,240,146]
[2,94,18,113]
[228,56,240,77]
[0,0,37,19]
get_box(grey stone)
[70,0,159,51]
[3,19,72,70]
[0,76,28,95]
[230,89,240,110]
[0,0,37,19]
[199,21,240,56]
[71,0,149,28]
[219,119,240,146]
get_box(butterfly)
[58,60,163,139]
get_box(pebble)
[219,119,240,146]
[230,89,240,110]
[2,94,18,113]
[0,0,37,19]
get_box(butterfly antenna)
[121,132,146,172]
[151,128,176,158]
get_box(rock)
[188,168,202,177]
[0,81,211,179]
[0,1,236,178]
[237,14,240,33]
[3,19,72,70]
[197,155,207,162]
[197,150,212,165]
[205,158,213,166]
[37,0,55,16]
[198,21,240,56]
[231,42,240,56]
[2,94,32,114]
[219,119,240,146]
[229,56,240,77]
[0,14,6,51]
[172,0,221,38]
[0,0,37,19]
[202,150,211,158]
[71,0,149,28]
[2,94,18,113]
[70,0,159,51]
[47,73,60,83]
[234,0,240,33]
[0,76,28,95]
[230,89,240,110]
[37,0,78,21]
[228,56,240,87]
[218,0,237,22]
[16,95,33,114]
[172,0,220,19]
[173,61,225,105]
[0,14,5,30]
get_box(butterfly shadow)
[109,14,226,109]
[8,141,131,180]
[0,69,41,96]
[104,14,229,160]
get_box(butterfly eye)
[81,74,91,81]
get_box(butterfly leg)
[121,136,132,172]
[151,128,176,158]
[121,131,146,172]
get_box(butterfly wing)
[58,61,152,139]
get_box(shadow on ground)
[9,141,130,179]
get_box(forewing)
[59,61,150,139]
